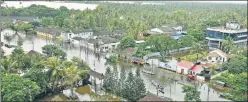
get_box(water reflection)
[1,29,230,101]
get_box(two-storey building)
[206,21,247,48]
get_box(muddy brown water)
[1,29,231,101]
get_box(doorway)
[181,69,184,74]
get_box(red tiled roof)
[177,60,193,69]
[138,94,169,101]
[191,65,203,72]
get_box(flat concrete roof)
[207,27,247,34]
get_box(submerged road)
[1,29,230,101]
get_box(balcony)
[206,37,223,41]
[237,35,247,38]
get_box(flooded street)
[1,29,230,101]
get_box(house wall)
[71,39,81,45]
[189,68,203,76]
[207,56,227,63]
[36,31,53,39]
[36,31,63,40]
[176,66,189,75]
[100,42,120,52]
[68,32,93,40]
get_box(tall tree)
[134,77,146,100]
[0,57,17,73]
[45,57,62,92]
[119,36,136,50]
[2,74,40,101]
[63,65,82,99]
[182,84,201,101]
[123,71,137,101]
[221,37,235,54]
[226,55,247,74]
[178,35,196,48]
[103,67,114,92]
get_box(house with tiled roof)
[176,60,194,75]
[207,49,228,64]
[36,27,64,39]
[188,64,204,76]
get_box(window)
[216,57,218,60]
[208,57,212,60]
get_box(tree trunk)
[70,86,74,99]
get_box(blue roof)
[133,57,139,60]
[171,34,185,40]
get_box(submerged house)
[98,36,120,52]
[64,29,93,42]
[176,60,193,75]
[36,27,64,39]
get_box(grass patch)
[180,51,208,62]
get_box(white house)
[148,24,185,35]
[70,37,84,46]
[207,49,228,63]
[176,60,193,75]
[64,29,93,42]
[98,37,120,52]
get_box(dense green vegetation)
[0,1,247,101]
[103,67,146,101]
[1,2,247,39]
[212,50,247,101]
[213,72,247,101]
[0,46,89,101]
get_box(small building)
[188,64,204,76]
[99,37,120,52]
[159,59,178,72]
[36,27,64,39]
[65,29,93,42]
[176,60,193,75]
[207,49,228,63]
[206,21,247,48]
[138,93,170,101]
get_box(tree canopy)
[2,74,41,101]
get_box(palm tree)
[193,42,204,63]
[63,65,81,99]
[0,58,17,73]
[45,57,63,92]
[221,37,234,54]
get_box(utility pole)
[152,60,154,73]
[207,83,210,101]
[79,40,82,59]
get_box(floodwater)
[2,1,98,11]
[0,29,230,101]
